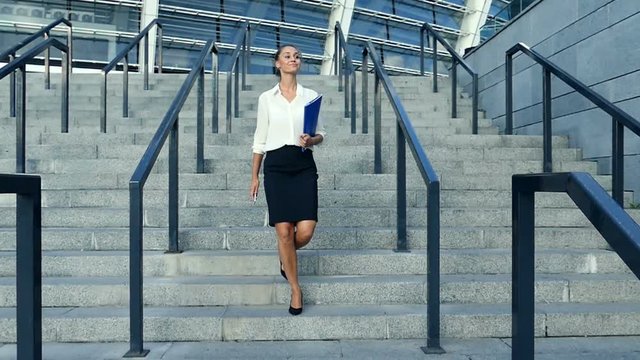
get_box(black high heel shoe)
[288,292,303,316]
[279,260,287,280]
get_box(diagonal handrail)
[505,42,640,205]
[126,38,219,358]
[0,174,42,360]
[0,17,72,117]
[512,172,640,359]
[361,40,443,355]
[420,22,479,134]
[225,20,250,134]
[100,18,164,133]
[334,21,357,133]
[0,38,70,173]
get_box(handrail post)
[431,33,438,93]
[67,24,73,74]
[212,51,219,133]
[338,39,343,92]
[144,33,150,91]
[16,65,26,173]
[512,180,535,360]
[125,182,148,358]
[420,28,425,76]
[350,70,357,134]
[612,118,624,205]
[157,25,163,73]
[345,66,352,133]
[226,71,232,133]
[14,175,42,360]
[246,23,251,83]
[422,181,444,354]
[9,53,15,117]
[168,117,180,253]
[451,59,457,118]
[123,54,129,118]
[374,71,382,174]
[395,120,408,252]
[361,49,369,134]
[234,62,240,118]
[61,49,69,133]
[472,74,479,134]
[44,31,50,90]
[242,23,248,91]
[100,72,108,133]
[334,25,339,76]
[505,52,513,134]
[197,68,205,173]
[542,68,552,172]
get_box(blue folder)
[303,94,322,136]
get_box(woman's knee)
[296,221,316,242]
[275,223,295,243]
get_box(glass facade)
[0,0,483,75]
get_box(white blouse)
[252,83,326,155]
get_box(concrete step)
[0,302,640,342]
[0,248,629,277]
[0,205,635,228]
[0,273,636,308]
[0,225,610,252]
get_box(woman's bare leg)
[294,220,317,249]
[275,222,302,309]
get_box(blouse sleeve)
[252,93,268,154]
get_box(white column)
[140,0,160,73]
[455,0,492,54]
[320,0,356,75]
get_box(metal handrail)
[0,17,72,118]
[225,21,250,134]
[0,38,70,173]
[100,19,164,133]
[420,22,479,134]
[334,21,357,133]
[512,172,640,360]
[505,42,640,205]
[126,38,219,358]
[0,174,42,360]
[361,40,443,354]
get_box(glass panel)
[0,0,140,64]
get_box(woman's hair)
[274,44,300,77]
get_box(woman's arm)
[250,152,264,201]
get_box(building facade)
[0,0,519,75]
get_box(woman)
[249,44,325,316]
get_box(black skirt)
[263,145,318,227]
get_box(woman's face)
[276,46,301,75]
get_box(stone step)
[0,188,630,209]
[0,273,636,308]
[0,302,639,342]
[0,226,610,252]
[0,205,634,228]
[0,249,629,277]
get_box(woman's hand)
[299,134,314,148]
[249,177,259,203]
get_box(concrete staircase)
[0,72,638,343]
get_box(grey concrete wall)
[463,0,640,201]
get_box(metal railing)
[512,172,640,360]
[0,17,72,118]
[420,22,479,134]
[361,40,443,354]
[0,38,70,173]
[126,38,219,358]
[334,21,357,133]
[505,42,640,205]
[100,19,164,133]
[0,174,42,360]
[225,21,251,134]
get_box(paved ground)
[2,337,640,359]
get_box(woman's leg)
[275,222,302,309]
[294,220,317,249]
